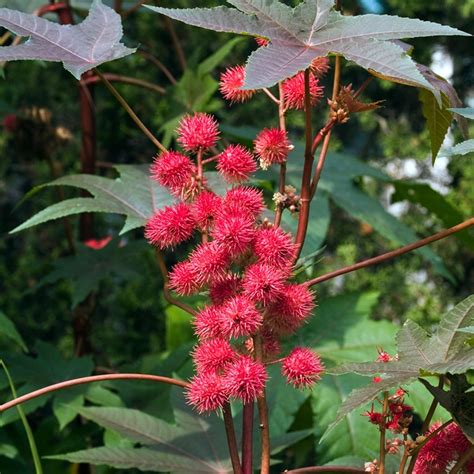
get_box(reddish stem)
[83,73,166,95]
[223,403,242,474]
[241,402,254,474]
[0,373,189,413]
[306,218,474,287]
[274,82,287,228]
[293,70,314,260]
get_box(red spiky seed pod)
[192,191,222,231]
[150,151,196,196]
[242,262,286,306]
[177,113,219,152]
[267,283,315,334]
[209,274,242,306]
[193,338,237,373]
[282,71,324,110]
[186,372,228,414]
[217,144,257,183]
[253,226,296,270]
[254,128,292,169]
[193,305,223,340]
[169,261,200,296]
[212,213,255,257]
[223,356,267,403]
[188,242,230,286]
[281,347,324,389]
[144,202,195,249]
[219,295,263,339]
[220,65,256,103]
[222,186,265,218]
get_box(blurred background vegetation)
[0,0,472,472]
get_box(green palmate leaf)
[448,139,474,156]
[11,165,173,235]
[457,326,474,335]
[419,90,452,163]
[326,295,474,435]
[0,0,135,78]
[147,1,468,99]
[0,312,27,351]
[391,181,474,251]
[34,240,147,308]
[47,447,211,472]
[283,146,451,278]
[312,374,381,464]
[0,341,93,427]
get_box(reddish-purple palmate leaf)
[0,0,135,78]
[147,0,469,102]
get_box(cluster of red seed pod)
[145,110,324,413]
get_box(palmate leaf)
[448,139,474,156]
[50,387,310,472]
[147,0,469,99]
[0,0,135,78]
[11,165,174,235]
[324,295,474,436]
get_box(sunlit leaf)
[0,0,135,78]
[148,1,468,98]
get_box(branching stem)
[155,250,197,316]
[94,68,166,153]
[242,402,254,474]
[254,335,270,474]
[223,403,242,474]
[306,218,474,287]
[0,373,189,413]
[274,82,288,227]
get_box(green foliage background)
[0,0,472,472]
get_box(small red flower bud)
[191,191,222,231]
[169,261,200,296]
[193,305,223,340]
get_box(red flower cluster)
[145,114,323,413]
[363,388,412,434]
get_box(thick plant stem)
[254,335,270,474]
[293,69,314,260]
[155,250,197,316]
[164,17,187,72]
[274,82,287,228]
[379,392,389,474]
[241,402,254,474]
[83,73,166,95]
[451,444,474,474]
[1,361,43,474]
[223,403,242,474]
[0,373,189,413]
[94,68,167,153]
[306,218,474,287]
